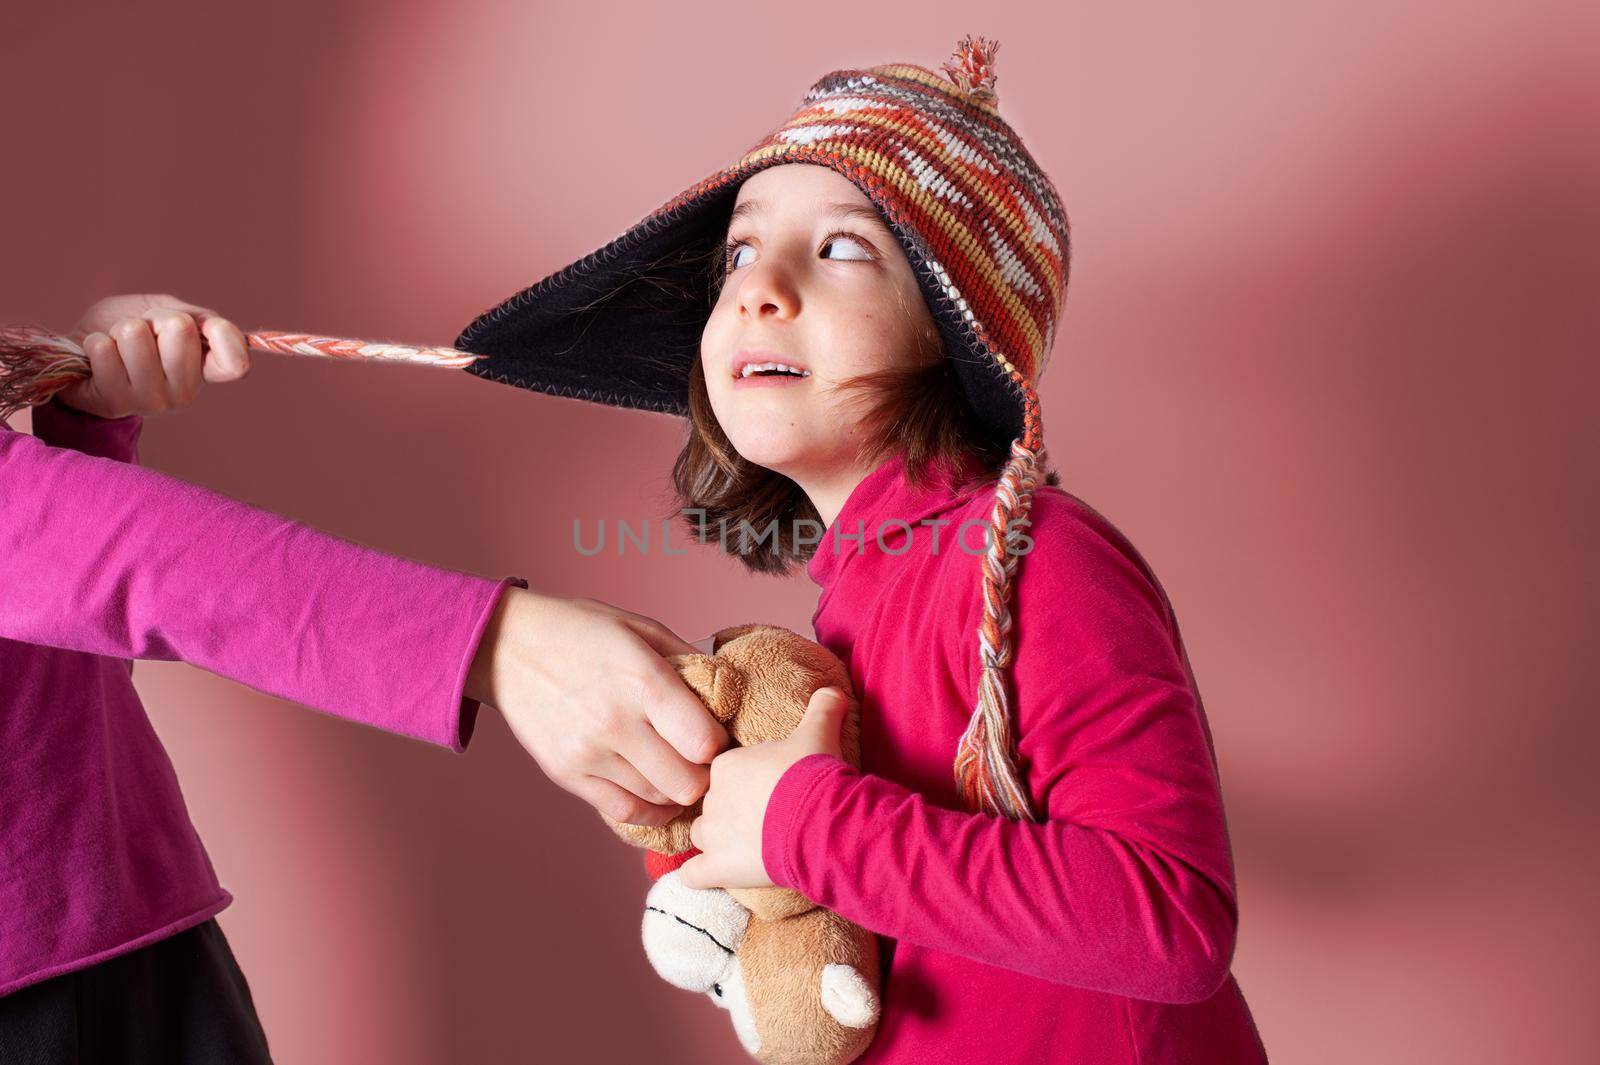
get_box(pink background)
[5,2,1598,1061]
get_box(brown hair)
[669,229,1060,576]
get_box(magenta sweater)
[760,453,1269,1062]
[0,400,516,998]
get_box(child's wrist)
[465,585,539,707]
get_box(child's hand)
[58,293,251,419]
[679,687,850,890]
[467,589,733,827]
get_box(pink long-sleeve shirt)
[0,399,516,998]
[761,452,1269,1063]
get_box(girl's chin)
[734,451,808,474]
[725,438,820,474]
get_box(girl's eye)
[720,230,875,273]
[820,232,873,261]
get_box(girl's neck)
[800,470,873,531]
[793,454,901,529]
[798,448,997,528]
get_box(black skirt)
[0,918,272,1064]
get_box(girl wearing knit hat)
[452,36,1268,1063]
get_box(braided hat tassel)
[953,382,1047,822]
[0,325,480,420]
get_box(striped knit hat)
[456,36,1070,822]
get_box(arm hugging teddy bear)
[600,624,882,1065]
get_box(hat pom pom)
[941,34,1000,106]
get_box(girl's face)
[700,163,936,494]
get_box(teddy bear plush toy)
[600,623,882,1065]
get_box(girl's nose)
[737,262,800,320]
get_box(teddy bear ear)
[710,623,770,654]
[820,963,880,1029]
[672,653,748,726]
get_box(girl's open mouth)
[731,351,812,385]
[733,361,812,388]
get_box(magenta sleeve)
[0,423,520,752]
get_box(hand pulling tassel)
[0,325,481,420]
[953,383,1045,822]
[940,34,1001,107]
